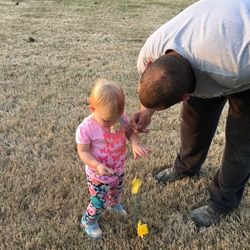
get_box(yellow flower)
[131,177,142,194]
[137,221,148,238]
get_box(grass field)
[1,0,249,249]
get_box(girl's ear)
[89,105,95,112]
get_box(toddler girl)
[76,79,149,239]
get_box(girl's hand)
[96,163,114,176]
[131,143,150,160]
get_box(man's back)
[137,0,250,97]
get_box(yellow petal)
[137,220,148,239]
[131,177,142,194]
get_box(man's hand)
[130,107,154,134]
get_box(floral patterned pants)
[83,173,124,223]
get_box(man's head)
[138,53,195,110]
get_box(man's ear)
[181,94,190,101]
[89,105,95,112]
[146,58,153,67]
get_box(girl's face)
[91,106,121,128]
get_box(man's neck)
[165,50,196,93]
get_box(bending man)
[131,0,250,227]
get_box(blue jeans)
[174,89,250,213]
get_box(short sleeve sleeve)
[75,123,91,144]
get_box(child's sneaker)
[80,217,102,239]
[108,203,127,216]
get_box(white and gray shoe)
[80,217,102,239]
[107,203,127,216]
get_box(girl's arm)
[126,128,149,159]
[77,144,114,176]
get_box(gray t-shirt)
[137,0,250,98]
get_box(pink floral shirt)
[76,114,130,183]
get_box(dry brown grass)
[1,0,249,249]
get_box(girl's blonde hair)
[89,79,125,119]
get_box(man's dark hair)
[138,54,195,109]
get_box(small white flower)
[110,122,120,133]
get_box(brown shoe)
[155,167,191,184]
[190,205,221,227]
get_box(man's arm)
[130,104,155,134]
